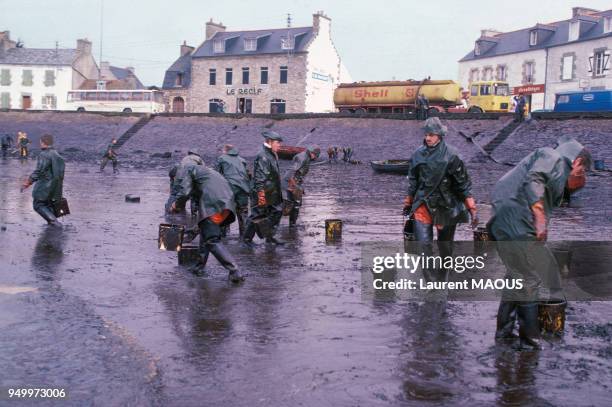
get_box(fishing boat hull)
[370,160,411,174]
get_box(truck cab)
[467,81,511,113]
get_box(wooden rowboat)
[277,146,306,160]
[370,160,411,174]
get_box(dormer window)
[569,21,580,41]
[529,30,537,46]
[281,36,294,50]
[604,17,612,34]
[244,38,257,51]
[474,43,481,56]
[213,39,225,53]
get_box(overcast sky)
[2,0,611,86]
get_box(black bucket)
[125,194,141,203]
[252,214,271,238]
[403,217,415,242]
[53,198,70,218]
[178,245,201,265]
[325,219,342,241]
[538,299,566,335]
[473,226,490,241]
[158,223,185,251]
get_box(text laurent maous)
[373,278,524,290]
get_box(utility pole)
[99,0,104,80]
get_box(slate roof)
[109,66,145,89]
[460,9,612,62]
[192,26,315,58]
[0,48,77,66]
[162,53,192,89]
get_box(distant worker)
[171,163,245,283]
[515,93,526,123]
[242,131,285,246]
[488,136,591,349]
[100,138,119,173]
[282,145,321,227]
[1,133,13,157]
[342,146,353,162]
[215,144,251,237]
[165,164,182,214]
[17,131,30,158]
[20,134,65,226]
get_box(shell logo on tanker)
[353,87,416,100]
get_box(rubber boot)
[112,160,119,174]
[495,301,518,340]
[208,242,245,283]
[288,207,299,227]
[241,219,257,248]
[190,245,209,276]
[517,303,541,350]
[36,206,60,226]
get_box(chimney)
[0,31,17,53]
[313,10,331,35]
[126,66,135,75]
[205,19,226,40]
[76,38,92,55]
[180,40,194,57]
[480,29,502,38]
[572,7,599,17]
[99,61,111,79]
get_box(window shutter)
[1,92,10,108]
[44,70,56,86]
[587,53,594,73]
[604,51,611,73]
[0,69,11,86]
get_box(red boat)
[277,146,306,160]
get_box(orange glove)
[464,197,479,229]
[287,177,298,192]
[531,200,547,241]
[20,178,32,192]
[257,190,267,207]
[403,196,413,215]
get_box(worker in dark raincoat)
[100,138,119,173]
[242,130,284,246]
[282,145,320,227]
[1,133,13,157]
[215,144,251,237]
[488,135,591,349]
[21,134,65,226]
[173,150,204,215]
[416,94,430,120]
[165,164,181,214]
[171,162,245,283]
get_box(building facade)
[162,12,351,113]
[458,7,611,111]
[0,31,98,110]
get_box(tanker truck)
[333,79,511,114]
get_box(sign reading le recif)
[226,88,263,96]
[512,84,545,95]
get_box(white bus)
[66,90,165,113]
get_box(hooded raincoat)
[29,147,65,202]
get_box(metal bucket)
[53,198,70,218]
[325,219,342,241]
[538,299,566,335]
[125,194,141,203]
[158,223,185,251]
[473,227,490,241]
[178,245,200,265]
[403,217,415,242]
[252,214,271,238]
[594,159,605,171]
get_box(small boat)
[370,160,411,174]
[278,145,306,160]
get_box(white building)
[162,11,352,113]
[458,7,612,111]
[0,31,99,110]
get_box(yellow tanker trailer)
[333,79,506,114]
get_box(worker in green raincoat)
[21,134,65,226]
[100,138,119,173]
[282,145,320,227]
[215,144,251,237]
[171,162,245,283]
[487,135,591,349]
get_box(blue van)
[554,90,612,112]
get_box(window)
[469,68,479,83]
[175,73,183,86]
[0,69,10,86]
[494,83,509,96]
[605,17,612,34]
[562,55,574,80]
[482,67,493,81]
[591,50,609,77]
[242,67,249,85]
[280,36,294,50]
[529,30,537,46]
[524,61,535,83]
[270,98,286,114]
[209,68,216,85]
[41,94,57,109]
[22,70,33,86]
[213,39,225,53]
[479,85,492,95]
[209,98,224,113]
[496,65,507,81]
[244,38,257,51]
[470,85,479,96]
[260,67,268,84]
[1,92,10,108]
[279,66,288,84]
[557,95,570,104]
[569,21,580,41]
[225,68,233,85]
[44,70,55,86]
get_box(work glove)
[531,200,547,241]
[257,190,267,207]
[464,197,479,229]
[403,196,413,216]
[20,178,32,193]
